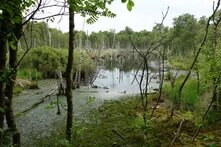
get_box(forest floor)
[35,93,221,147]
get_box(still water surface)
[75,68,159,100]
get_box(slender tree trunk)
[0,38,7,146]
[65,6,75,141]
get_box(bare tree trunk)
[65,6,75,141]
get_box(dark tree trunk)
[5,25,22,146]
[0,38,7,146]
[5,49,21,146]
[65,6,75,141]
[0,8,9,145]
[4,2,22,145]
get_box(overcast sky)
[48,0,213,33]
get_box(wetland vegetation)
[1,0,221,147]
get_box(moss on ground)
[35,95,221,147]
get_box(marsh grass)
[163,77,199,111]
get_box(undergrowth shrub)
[17,68,42,80]
[18,46,95,79]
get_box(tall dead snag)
[173,0,221,115]
[65,4,75,141]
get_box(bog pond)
[14,67,160,146]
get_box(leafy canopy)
[68,0,134,24]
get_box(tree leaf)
[127,0,134,11]
[121,0,127,3]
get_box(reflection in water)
[90,68,159,98]
[74,67,160,101]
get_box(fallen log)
[15,87,58,117]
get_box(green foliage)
[18,47,95,79]
[181,111,193,120]
[73,50,96,74]
[0,68,12,83]
[13,86,23,95]
[169,55,193,70]
[199,41,221,86]
[182,79,198,108]
[169,13,199,55]
[134,116,145,129]
[202,134,215,141]
[209,143,217,147]
[34,96,221,146]
[57,139,72,147]
[17,68,42,80]
[163,77,199,110]
[127,0,134,11]
[194,117,202,128]
[69,0,117,24]
[163,83,179,104]
[204,110,221,126]
[0,107,5,113]
[85,96,95,105]
[20,22,68,49]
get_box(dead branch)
[15,87,58,117]
[90,68,101,86]
[171,115,184,146]
[112,129,126,140]
[32,12,69,20]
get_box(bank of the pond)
[35,95,221,147]
[14,67,146,146]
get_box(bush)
[17,68,42,80]
[18,46,95,79]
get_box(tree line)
[19,13,209,56]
